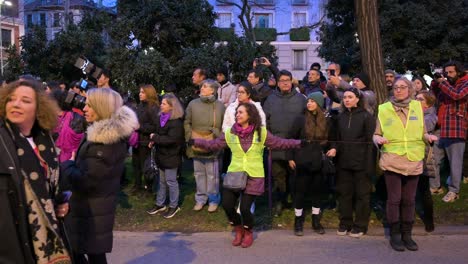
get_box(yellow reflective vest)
[378,100,425,161]
[226,127,267,178]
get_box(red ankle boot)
[241,228,253,248]
[232,226,244,246]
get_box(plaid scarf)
[6,121,71,264]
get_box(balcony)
[214,27,235,41]
[254,28,276,41]
[254,0,275,6]
[292,0,308,5]
[290,27,310,41]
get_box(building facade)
[23,0,105,41]
[209,0,327,79]
[1,0,25,75]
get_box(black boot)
[312,214,325,235]
[389,222,405,252]
[401,222,418,251]
[294,215,304,236]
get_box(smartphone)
[329,69,336,76]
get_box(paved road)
[109,226,468,264]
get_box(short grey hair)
[200,79,220,95]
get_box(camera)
[64,90,87,110]
[433,72,443,79]
[74,57,103,80]
[255,57,266,64]
[329,69,336,77]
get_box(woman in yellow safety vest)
[192,102,302,248]
[374,77,437,252]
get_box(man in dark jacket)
[303,68,326,96]
[263,70,307,216]
[247,57,280,106]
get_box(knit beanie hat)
[307,92,325,109]
[384,69,396,76]
[216,66,229,78]
[354,72,370,88]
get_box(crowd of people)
[0,58,466,263]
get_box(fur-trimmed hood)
[87,106,139,144]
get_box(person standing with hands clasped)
[61,88,139,263]
[192,102,303,248]
[374,78,437,252]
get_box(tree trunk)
[354,0,387,105]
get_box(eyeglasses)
[415,97,425,101]
[393,86,409,91]
[278,79,291,83]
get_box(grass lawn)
[115,158,468,232]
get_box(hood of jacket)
[87,106,139,144]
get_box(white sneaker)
[463,177,468,184]
[442,191,459,203]
[207,204,218,213]
[193,203,204,211]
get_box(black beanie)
[216,66,229,79]
[355,72,370,88]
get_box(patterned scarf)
[232,122,255,138]
[5,121,71,264]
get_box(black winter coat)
[331,107,375,172]
[0,121,36,264]
[61,106,139,254]
[150,117,185,169]
[136,102,159,147]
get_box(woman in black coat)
[61,88,139,264]
[328,88,375,238]
[147,94,185,218]
[288,92,331,236]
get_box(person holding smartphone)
[324,63,352,114]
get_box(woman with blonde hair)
[132,84,160,192]
[0,79,72,263]
[61,88,139,263]
[147,93,185,218]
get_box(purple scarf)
[160,112,171,127]
[232,122,255,138]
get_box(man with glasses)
[433,61,468,202]
[263,70,307,216]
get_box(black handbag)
[143,146,159,189]
[223,171,248,191]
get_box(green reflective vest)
[226,127,267,178]
[378,100,425,161]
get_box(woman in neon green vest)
[192,102,302,248]
[374,77,437,252]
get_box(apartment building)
[1,0,25,74]
[209,0,327,79]
[23,0,106,40]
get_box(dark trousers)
[74,253,107,264]
[336,168,371,231]
[271,160,290,204]
[132,145,151,187]
[222,188,256,229]
[294,166,326,209]
[416,175,434,225]
[384,171,419,223]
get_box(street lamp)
[0,0,12,77]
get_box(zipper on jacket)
[348,111,353,129]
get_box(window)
[1,29,12,48]
[255,0,274,5]
[254,13,272,28]
[40,13,46,27]
[53,13,61,27]
[293,50,307,70]
[27,14,33,27]
[216,13,232,28]
[293,12,307,28]
[292,0,308,5]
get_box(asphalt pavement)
[109,225,468,264]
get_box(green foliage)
[3,45,23,82]
[254,28,277,41]
[214,28,236,41]
[319,0,468,75]
[290,27,310,41]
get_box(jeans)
[156,168,179,208]
[193,158,220,205]
[445,142,466,193]
[385,171,419,223]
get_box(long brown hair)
[140,84,160,107]
[0,79,59,131]
[237,102,262,141]
[304,100,328,141]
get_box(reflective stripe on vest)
[226,127,267,178]
[378,100,425,161]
